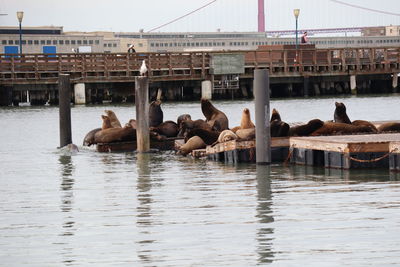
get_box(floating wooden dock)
[188,133,400,171]
[97,137,182,152]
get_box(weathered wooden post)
[393,73,398,93]
[350,75,357,94]
[135,76,150,152]
[254,69,271,164]
[59,74,72,148]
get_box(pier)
[1,45,399,105]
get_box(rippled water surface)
[1,95,400,266]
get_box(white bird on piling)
[140,60,148,76]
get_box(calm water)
[1,95,400,266]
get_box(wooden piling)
[135,76,150,152]
[254,69,271,164]
[59,74,72,148]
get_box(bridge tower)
[258,0,265,32]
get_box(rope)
[283,145,294,165]
[348,148,398,163]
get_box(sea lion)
[333,102,351,124]
[270,108,282,122]
[83,128,101,146]
[101,115,112,129]
[104,110,122,128]
[311,122,376,136]
[178,119,213,138]
[236,128,256,141]
[150,120,179,137]
[271,120,290,137]
[201,99,229,131]
[352,120,378,133]
[288,119,324,136]
[377,122,400,132]
[179,136,207,156]
[128,119,137,129]
[177,114,192,127]
[185,128,220,145]
[94,123,136,144]
[149,100,163,127]
[231,108,255,133]
[217,130,238,143]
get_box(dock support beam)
[254,69,271,164]
[74,83,86,104]
[350,75,357,95]
[393,73,398,93]
[303,76,309,97]
[201,80,212,100]
[59,74,72,148]
[135,76,150,152]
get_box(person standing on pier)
[301,31,308,44]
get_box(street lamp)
[293,9,300,50]
[17,11,24,55]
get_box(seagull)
[140,60,148,76]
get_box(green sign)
[210,53,245,75]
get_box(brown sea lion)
[288,119,324,136]
[201,99,229,131]
[217,130,238,143]
[179,136,206,156]
[240,108,255,129]
[236,128,256,141]
[271,120,290,137]
[150,120,179,137]
[352,120,378,133]
[311,122,375,136]
[104,110,122,128]
[270,108,282,122]
[377,122,400,132]
[128,119,137,129]
[177,114,192,127]
[178,119,213,138]
[83,128,101,146]
[333,102,351,124]
[94,123,136,144]
[185,128,220,145]
[149,100,163,127]
[101,115,112,129]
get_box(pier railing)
[0,47,399,84]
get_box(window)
[22,40,26,44]
[104,44,107,47]
[41,40,45,45]
[89,40,93,44]
[139,43,143,47]
[65,40,70,45]
[113,43,116,47]
[34,40,39,45]
[46,40,51,44]
[95,40,99,44]
[59,40,64,45]
[77,40,82,45]
[71,40,76,45]
[150,43,154,47]
[108,43,112,47]
[28,40,33,45]
[53,40,57,45]
[8,40,13,44]
[15,40,19,44]
[83,40,87,44]
[1,40,6,44]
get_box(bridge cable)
[147,0,217,32]
[329,0,400,16]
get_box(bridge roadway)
[0,46,399,86]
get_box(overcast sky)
[1,0,399,33]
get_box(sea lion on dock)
[177,114,192,127]
[377,122,400,132]
[149,100,163,127]
[217,130,238,143]
[231,108,255,133]
[236,128,256,141]
[185,128,220,145]
[310,122,375,136]
[128,119,137,129]
[101,115,112,129]
[351,120,377,133]
[334,102,351,124]
[201,99,229,131]
[150,120,179,137]
[179,136,207,156]
[104,110,122,128]
[271,120,290,137]
[270,108,282,122]
[94,123,136,144]
[83,128,101,146]
[178,119,213,138]
[288,119,324,136]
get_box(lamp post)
[17,11,24,55]
[293,9,300,50]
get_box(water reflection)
[255,165,274,264]
[136,152,156,264]
[58,155,76,266]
